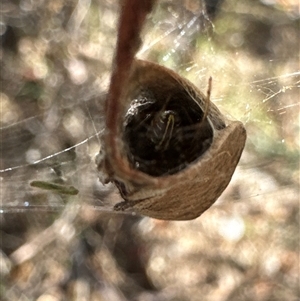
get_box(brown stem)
[105,0,157,183]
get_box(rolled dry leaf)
[97,59,246,220]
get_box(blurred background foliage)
[0,0,299,300]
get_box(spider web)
[1,0,299,217]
